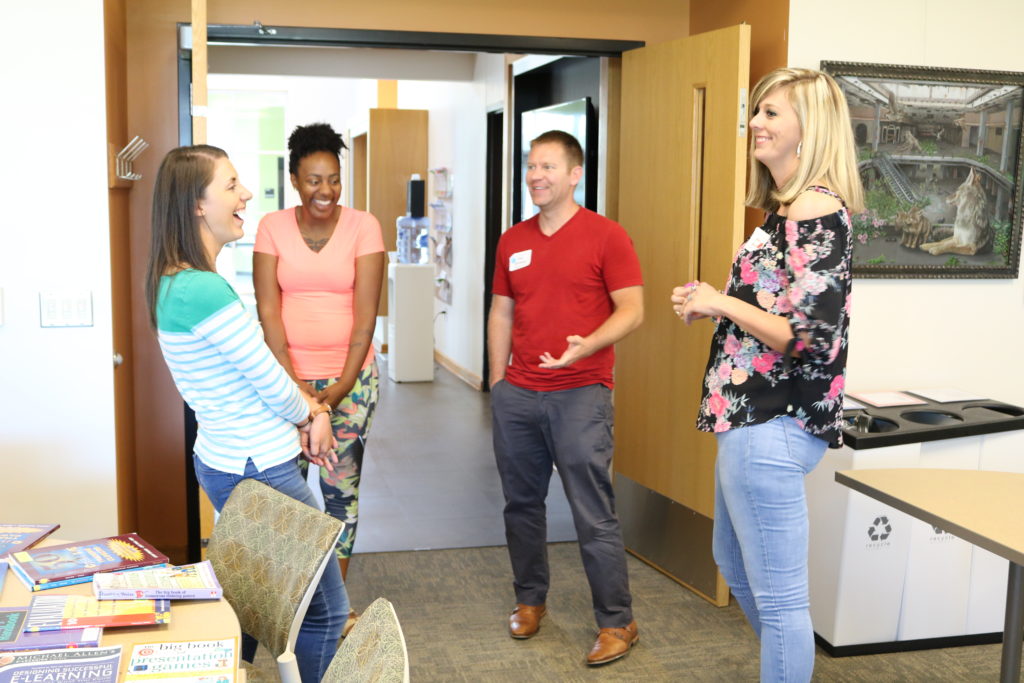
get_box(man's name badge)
[509,249,533,271]
[743,227,771,252]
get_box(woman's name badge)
[743,227,771,252]
[509,249,532,271]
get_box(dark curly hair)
[287,122,347,175]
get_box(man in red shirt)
[488,130,644,666]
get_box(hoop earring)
[796,141,802,159]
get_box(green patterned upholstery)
[323,598,409,683]
[207,479,343,660]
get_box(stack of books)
[7,533,169,592]
[1,527,227,667]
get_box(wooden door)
[367,108,428,317]
[614,25,750,606]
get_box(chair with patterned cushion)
[322,597,409,683]
[207,478,344,683]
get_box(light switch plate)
[39,290,93,328]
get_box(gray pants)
[491,380,633,628]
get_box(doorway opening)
[176,24,641,558]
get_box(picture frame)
[822,61,1024,278]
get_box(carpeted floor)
[256,364,1002,680]
[255,542,1003,681]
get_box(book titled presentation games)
[125,638,237,682]
[0,524,59,559]
[94,561,223,601]
[9,533,169,591]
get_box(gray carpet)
[259,362,1006,681]
[252,542,1004,681]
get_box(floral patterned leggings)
[298,360,379,559]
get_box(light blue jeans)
[713,418,827,683]
[195,456,348,683]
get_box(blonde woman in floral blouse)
[671,68,864,683]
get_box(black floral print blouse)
[696,187,853,447]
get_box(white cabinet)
[386,263,434,382]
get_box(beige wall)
[788,0,1024,406]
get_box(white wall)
[0,1,117,535]
[789,0,1024,405]
[208,73,378,211]
[397,53,504,381]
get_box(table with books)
[1,528,242,683]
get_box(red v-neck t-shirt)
[254,206,385,379]
[492,207,643,391]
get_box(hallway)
[354,361,577,554]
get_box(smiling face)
[292,150,342,223]
[750,85,802,184]
[525,142,582,213]
[196,157,251,248]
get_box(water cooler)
[387,175,434,382]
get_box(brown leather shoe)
[586,620,639,666]
[508,603,546,639]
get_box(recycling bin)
[806,395,1024,655]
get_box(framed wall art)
[822,61,1024,278]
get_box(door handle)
[113,351,124,368]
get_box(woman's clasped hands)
[671,280,721,324]
[299,408,338,472]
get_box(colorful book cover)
[25,595,170,632]
[0,562,6,595]
[0,646,121,683]
[8,533,168,589]
[94,561,223,601]
[125,638,237,682]
[0,525,59,559]
[0,608,102,652]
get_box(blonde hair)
[746,68,864,214]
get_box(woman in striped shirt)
[145,145,347,683]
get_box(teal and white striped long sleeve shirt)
[156,269,308,474]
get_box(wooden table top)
[1,539,240,680]
[836,468,1024,567]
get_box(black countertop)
[841,396,1024,450]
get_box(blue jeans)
[713,418,827,683]
[194,456,348,683]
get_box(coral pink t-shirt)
[254,207,385,380]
